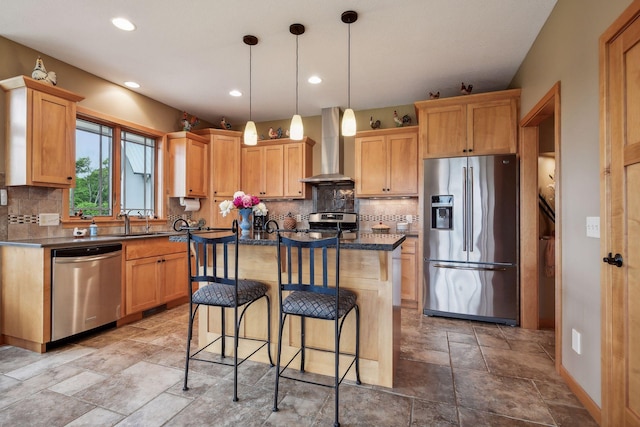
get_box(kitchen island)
[189,231,405,388]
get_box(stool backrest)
[276,233,340,297]
[187,224,239,294]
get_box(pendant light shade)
[243,35,258,146]
[289,23,305,140]
[341,11,358,137]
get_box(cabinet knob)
[67,176,73,180]
[463,149,467,153]
[468,149,473,152]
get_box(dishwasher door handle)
[53,250,122,264]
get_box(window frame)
[63,106,166,226]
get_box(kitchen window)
[65,110,163,221]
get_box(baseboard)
[559,365,601,425]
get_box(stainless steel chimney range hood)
[300,107,354,184]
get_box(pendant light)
[289,23,305,141]
[341,10,358,137]
[243,35,258,146]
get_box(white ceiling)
[0,0,556,126]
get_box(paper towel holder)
[179,197,200,206]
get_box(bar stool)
[183,220,273,401]
[273,232,361,427]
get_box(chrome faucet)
[118,211,131,235]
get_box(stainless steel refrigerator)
[423,154,519,325]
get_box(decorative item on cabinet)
[0,75,84,188]
[31,57,56,85]
[460,82,473,95]
[429,91,440,99]
[370,116,381,129]
[180,112,199,131]
[220,117,232,130]
[393,110,403,127]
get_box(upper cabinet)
[415,89,520,158]
[166,131,209,198]
[355,127,418,197]
[194,129,241,199]
[0,76,84,188]
[241,137,315,200]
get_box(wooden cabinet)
[193,129,242,228]
[284,141,313,198]
[0,75,84,188]
[242,144,283,198]
[124,237,188,315]
[400,237,418,308]
[415,89,520,158]
[355,127,418,197]
[166,131,209,198]
[241,138,315,200]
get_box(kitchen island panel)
[197,242,401,388]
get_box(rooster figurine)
[220,117,231,130]
[370,116,381,129]
[31,57,57,86]
[460,82,473,95]
[429,91,440,99]
[393,110,403,127]
[268,127,277,139]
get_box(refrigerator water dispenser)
[431,195,453,229]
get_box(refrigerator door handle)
[433,263,508,272]
[469,166,474,252]
[462,166,467,252]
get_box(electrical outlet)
[406,215,413,223]
[586,216,600,238]
[572,328,582,355]
[0,189,7,206]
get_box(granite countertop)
[173,230,406,251]
[0,231,182,249]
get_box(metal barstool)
[182,220,273,401]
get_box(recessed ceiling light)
[308,75,322,84]
[112,17,136,31]
[229,90,242,97]
[124,81,140,88]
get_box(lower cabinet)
[400,238,418,308]
[124,238,188,315]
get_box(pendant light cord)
[249,44,253,122]
[295,34,299,115]
[347,22,351,109]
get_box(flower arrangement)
[219,191,268,217]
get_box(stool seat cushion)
[282,289,357,320]
[193,279,268,307]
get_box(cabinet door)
[125,257,162,314]
[241,146,263,197]
[162,252,189,302]
[420,104,466,158]
[467,98,518,155]
[400,239,417,305]
[387,132,418,196]
[284,143,305,198]
[212,134,240,197]
[31,90,76,186]
[186,138,208,197]
[263,145,284,198]
[211,199,238,229]
[355,135,388,196]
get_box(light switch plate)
[39,213,60,226]
[572,328,582,355]
[586,216,600,238]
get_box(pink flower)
[220,191,262,216]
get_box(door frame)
[519,82,562,356]
[599,1,640,425]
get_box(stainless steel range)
[308,212,358,239]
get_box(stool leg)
[334,314,340,427]
[220,307,226,359]
[355,305,361,385]
[300,316,306,373]
[265,295,274,366]
[273,313,286,412]
[233,304,239,402]
[183,303,196,391]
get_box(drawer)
[400,239,416,255]
[125,237,186,260]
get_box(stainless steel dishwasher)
[51,244,122,341]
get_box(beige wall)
[510,0,633,407]
[0,36,204,173]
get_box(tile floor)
[0,305,598,426]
